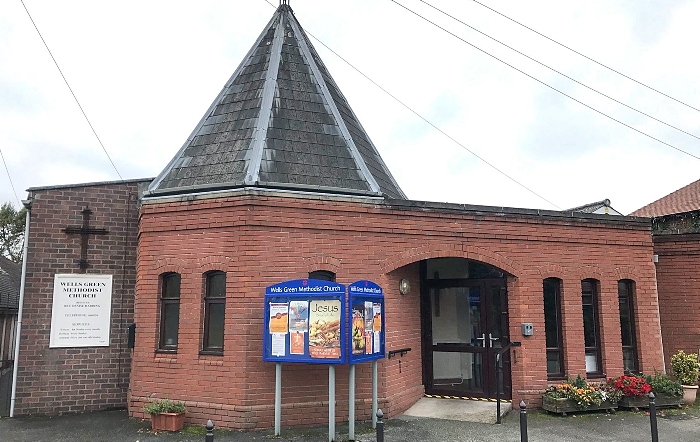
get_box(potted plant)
[542,375,622,415]
[671,350,700,405]
[143,398,186,432]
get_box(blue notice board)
[348,280,385,364]
[263,279,346,364]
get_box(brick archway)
[380,243,521,277]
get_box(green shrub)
[570,374,587,389]
[143,398,186,415]
[670,350,700,386]
[645,370,683,397]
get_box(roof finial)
[280,0,289,5]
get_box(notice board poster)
[348,280,385,364]
[263,279,346,364]
[308,300,341,359]
[49,274,113,348]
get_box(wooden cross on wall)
[64,208,109,272]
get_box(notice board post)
[263,279,346,440]
[348,280,385,436]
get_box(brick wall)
[131,191,663,429]
[13,179,148,415]
[653,232,700,370]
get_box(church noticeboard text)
[49,274,113,348]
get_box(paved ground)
[1,406,700,442]
[402,397,512,424]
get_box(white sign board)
[49,274,113,348]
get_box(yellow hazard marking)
[424,394,511,403]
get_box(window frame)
[581,279,603,377]
[543,278,565,380]
[158,272,181,352]
[202,271,226,355]
[618,279,639,374]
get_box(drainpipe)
[10,198,31,417]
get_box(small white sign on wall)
[49,274,113,348]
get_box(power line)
[417,0,700,142]
[470,0,700,114]
[20,0,123,180]
[0,147,21,206]
[261,0,561,209]
[390,0,700,161]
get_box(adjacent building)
[631,178,700,369]
[0,256,20,416]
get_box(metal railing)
[495,341,521,424]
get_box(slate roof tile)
[148,3,405,199]
[0,256,21,312]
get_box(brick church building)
[6,2,680,430]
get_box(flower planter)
[542,396,617,416]
[681,385,698,405]
[150,412,185,432]
[618,393,682,410]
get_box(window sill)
[547,375,567,382]
[155,349,177,354]
[199,350,224,357]
[586,373,606,380]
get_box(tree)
[0,202,26,263]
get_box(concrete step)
[401,397,512,424]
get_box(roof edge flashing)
[143,180,383,200]
[141,185,385,206]
[244,13,286,185]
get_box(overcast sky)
[1,0,699,215]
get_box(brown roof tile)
[630,178,700,217]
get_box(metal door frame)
[420,260,511,399]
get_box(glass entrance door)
[424,280,510,399]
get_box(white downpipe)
[10,204,30,417]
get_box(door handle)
[476,334,486,348]
[489,333,499,347]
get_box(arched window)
[159,273,181,350]
[309,270,335,282]
[202,271,226,353]
[618,280,639,373]
[543,278,565,379]
[582,279,602,375]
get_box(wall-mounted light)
[399,278,410,295]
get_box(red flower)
[609,375,652,397]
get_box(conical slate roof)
[147,3,405,199]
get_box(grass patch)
[181,424,207,435]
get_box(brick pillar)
[598,278,623,378]
[560,279,586,378]
[508,276,547,406]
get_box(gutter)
[10,199,31,417]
